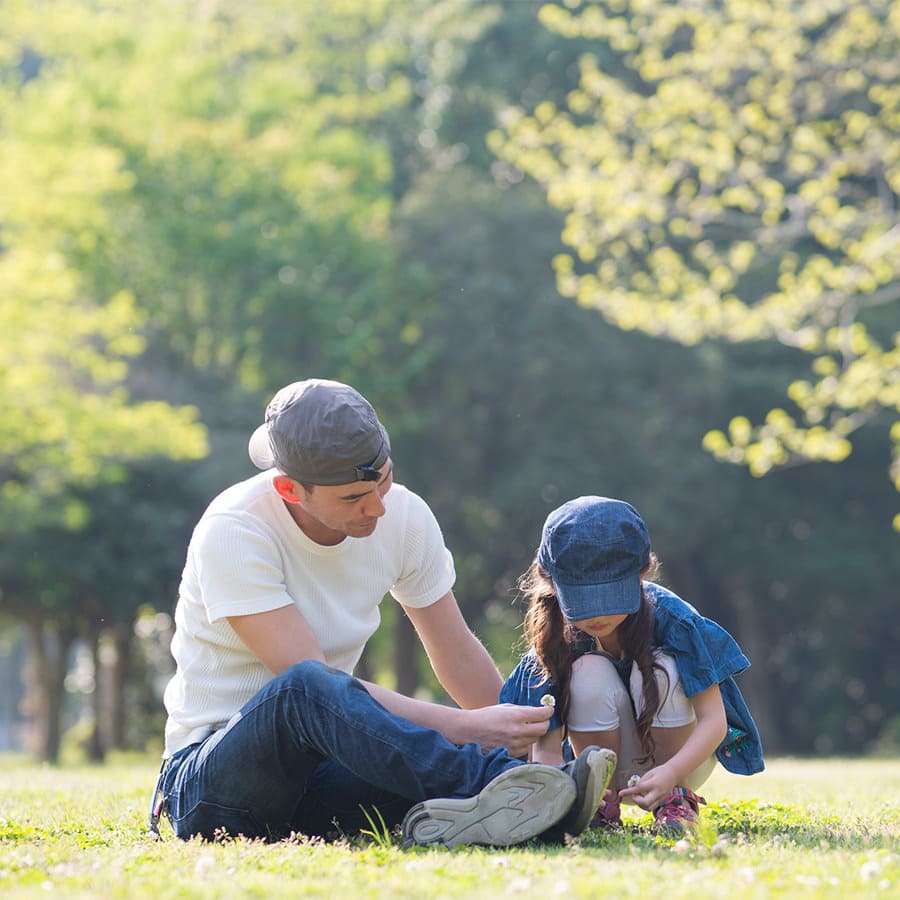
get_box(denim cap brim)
[552,570,643,621]
[537,495,650,622]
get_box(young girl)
[501,496,763,833]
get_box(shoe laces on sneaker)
[653,786,705,835]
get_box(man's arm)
[227,605,326,672]
[402,591,503,709]
[228,601,552,757]
[361,680,551,758]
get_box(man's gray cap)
[248,379,391,485]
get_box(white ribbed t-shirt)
[163,471,455,756]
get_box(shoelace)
[654,786,706,826]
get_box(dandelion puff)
[194,854,216,876]
[861,860,882,881]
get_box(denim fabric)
[537,497,650,619]
[162,659,519,840]
[500,583,764,776]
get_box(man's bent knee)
[278,659,354,694]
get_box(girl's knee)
[569,654,631,731]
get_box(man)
[152,378,615,847]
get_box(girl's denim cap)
[537,496,651,621]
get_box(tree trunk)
[354,647,373,683]
[85,623,105,763]
[24,615,77,764]
[109,622,133,749]
[393,611,419,697]
[723,584,782,755]
[667,559,781,755]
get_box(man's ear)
[273,474,303,503]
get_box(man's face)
[290,459,394,544]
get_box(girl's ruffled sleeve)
[500,653,563,732]
[652,588,750,697]
[650,586,764,775]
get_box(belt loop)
[148,757,169,838]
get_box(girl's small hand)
[617,763,677,811]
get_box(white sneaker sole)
[557,747,618,836]
[401,765,576,848]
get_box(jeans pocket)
[172,799,266,841]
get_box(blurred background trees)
[493,0,900,521]
[0,0,896,763]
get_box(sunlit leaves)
[497,0,900,525]
[0,2,212,531]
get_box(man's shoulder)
[191,472,280,539]
[384,482,435,521]
[205,471,276,514]
[374,483,447,559]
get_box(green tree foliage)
[0,3,208,531]
[391,166,900,754]
[491,0,900,527]
[0,0,410,396]
[0,0,895,759]
[0,0,439,757]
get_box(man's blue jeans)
[161,660,522,840]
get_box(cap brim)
[248,423,275,470]
[556,571,642,621]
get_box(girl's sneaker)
[590,798,622,828]
[653,786,706,835]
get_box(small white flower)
[194,854,216,876]
[540,694,556,707]
[627,774,641,788]
[861,860,882,881]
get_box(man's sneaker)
[541,746,618,841]
[401,764,575,848]
[653,786,706,835]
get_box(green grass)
[0,754,897,898]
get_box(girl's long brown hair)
[520,557,667,763]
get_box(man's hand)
[461,703,555,758]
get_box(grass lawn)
[0,754,897,898]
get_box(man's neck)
[283,500,346,546]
